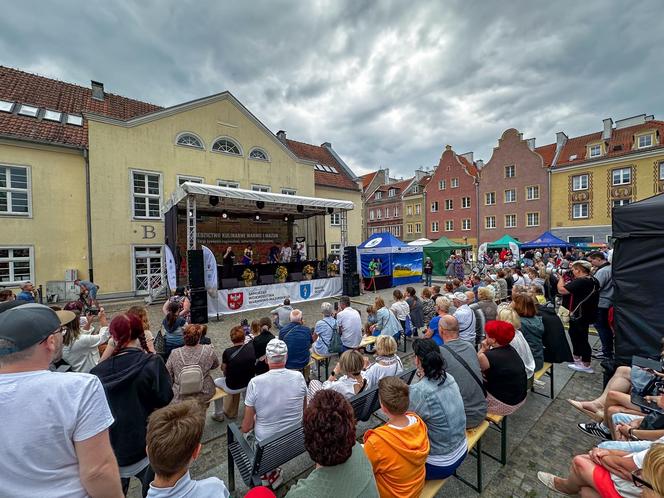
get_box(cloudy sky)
[2,0,663,177]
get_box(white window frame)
[659,161,664,180]
[431,221,439,232]
[330,212,341,226]
[526,212,540,227]
[612,168,631,186]
[637,134,653,149]
[330,243,341,255]
[385,207,390,218]
[369,210,375,220]
[251,184,271,193]
[415,222,422,233]
[177,175,204,186]
[572,203,589,219]
[444,199,453,211]
[375,191,382,200]
[505,214,517,228]
[217,180,240,188]
[462,219,471,231]
[461,197,471,209]
[0,100,14,113]
[451,178,459,188]
[504,189,516,203]
[131,169,162,220]
[505,165,515,178]
[407,223,413,234]
[612,199,630,208]
[588,144,602,158]
[388,188,396,197]
[0,246,34,285]
[0,164,32,217]
[18,104,39,117]
[132,245,163,295]
[66,114,83,126]
[281,188,296,195]
[376,209,382,219]
[407,205,413,216]
[526,185,540,200]
[175,132,205,150]
[249,147,270,161]
[415,203,421,215]
[43,109,62,122]
[485,216,496,229]
[445,220,454,231]
[485,192,496,205]
[431,201,439,212]
[211,136,243,156]
[394,206,399,217]
[572,174,589,191]
[438,180,446,190]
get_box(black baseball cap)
[0,303,75,357]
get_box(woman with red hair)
[477,320,528,416]
[91,313,173,497]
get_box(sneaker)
[591,351,607,360]
[533,379,546,388]
[578,422,611,440]
[261,469,283,489]
[568,363,594,373]
[211,413,225,423]
[537,472,572,496]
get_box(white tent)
[407,238,433,246]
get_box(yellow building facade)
[315,184,363,253]
[550,116,664,244]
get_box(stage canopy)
[612,193,664,366]
[520,231,572,249]
[358,232,422,286]
[407,238,433,246]
[487,234,520,249]
[423,236,471,276]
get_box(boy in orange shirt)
[363,376,430,498]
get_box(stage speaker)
[290,272,302,282]
[343,272,361,297]
[190,287,207,308]
[221,278,238,289]
[343,246,357,274]
[260,275,275,285]
[188,250,205,288]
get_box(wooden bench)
[359,335,377,348]
[210,387,228,403]
[484,413,508,466]
[311,351,335,379]
[420,420,491,497]
[227,421,306,492]
[532,362,554,399]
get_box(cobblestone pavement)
[108,282,606,498]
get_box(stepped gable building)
[280,132,363,255]
[549,114,664,244]
[478,129,554,244]
[365,177,414,238]
[425,145,480,249]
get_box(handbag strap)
[442,344,487,396]
[570,278,597,316]
[318,318,336,347]
[229,343,247,362]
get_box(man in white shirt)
[241,338,307,490]
[336,295,362,350]
[0,302,122,498]
[452,292,476,344]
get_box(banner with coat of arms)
[208,277,342,315]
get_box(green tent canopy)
[423,236,471,276]
[486,234,521,250]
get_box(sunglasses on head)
[39,327,68,344]
[632,469,653,490]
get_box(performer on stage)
[242,244,253,265]
[280,242,292,263]
[269,243,280,264]
[223,246,235,275]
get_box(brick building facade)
[478,129,554,244]
[365,177,414,238]
[425,145,479,248]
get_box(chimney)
[556,131,568,148]
[476,159,484,170]
[526,138,536,151]
[460,151,474,162]
[321,142,331,148]
[276,130,287,142]
[602,118,613,140]
[91,80,104,101]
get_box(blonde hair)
[374,296,386,309]
[643,443,664,495]
[478,286,495,301]
[338,350,364,376]
[435,296,451,312]
[497,305,521,329]
[376,335,397,356]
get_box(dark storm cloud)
[1,0,663,176]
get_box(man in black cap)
[0,303,123,498]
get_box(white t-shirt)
[0,370,114,498]
[321,375,361,399]
[390,301,410,321]
[510,329,536,378]
[62,326,111,373]
[336,306,362,348]
[362,358,403,388]
[244,368,307,442]
[454,305,477,343]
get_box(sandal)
[537,472,572,496]
[566,399,604,422]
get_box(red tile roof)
[535,143,557,167]
[367,177,414,202]
[359,171,378,190]
[0,66,162,148]
[418,175,432,187]
[553,120,664,168]
[457,155,479,177]
[284,138,359,191]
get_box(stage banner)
[508,241,520,261]
[201,245,218,295]
[164,245,177,290]
[208,277,342,315]
[360,254,389,278]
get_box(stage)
[209,276,342,314]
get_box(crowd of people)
[2,241,663,498]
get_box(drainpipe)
[84,149,94,282]
[547,168,552,231]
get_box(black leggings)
[568,319,591,363]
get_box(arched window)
[175,132,204,149]
[212,137,242,156]
[249,148,269,161]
